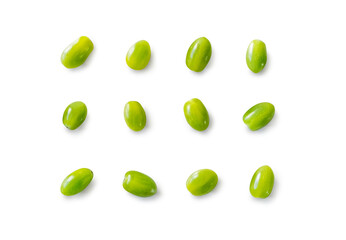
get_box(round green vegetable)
[243,102,275,131]
[126,40,151,70]
[62,101,87,130]
[184,98,209,131]
[186,37,212,72]
[124,101,146,131]
[123,171,157,197]
[250,165,274,199]
[61,168,93,196]
[246,39,267,73]
[61,36,94,68]
[186,169,218,196]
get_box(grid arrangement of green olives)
[59,36,278,201]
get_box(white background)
[0,0,345,239]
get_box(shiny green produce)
[243,102,275,131]
[186,169,218,196]
[126,40,151,70]
[61,36,94,68]
[61,168,93,196]
[250,165,274,199]
[184,98,209,131]
[246,39,267,73]
[124,101,146,131]
[62,101,87,130]
[186,37,212,72]
[123,171,157,197]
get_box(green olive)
[61,36,94,68]
[184,98,209,131]
[62,101,87,130]
[123,171,157,197]
[246,39,267,73]
[243,102,275,131]
[186,169,218,196]
[61,168,93,196]
[126,40,151,70]
[124,101,146,131]
[186,37,212,72]
[250,165,274,199]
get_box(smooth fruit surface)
[126,40,151,70]
[184,98,209,131]
[123,171,157,197]
[186,169,218,196]
[250,165,274,199]
[246,39,267,73]
[61,36,94,68]
[61,168,93,196]
[124,101,146,131]
[186,37,212,72]
[243,102,275,131]
[62,101,87,130]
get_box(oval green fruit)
[61,36,94,68]
[186,169,218,196]
[126,40,151,70]
[61,168,93,196]
[62,101,87,130]
[184,98,209,131]
[243,102,275,131]
[124,101,146,131]
[250,165,274,199]
[246,39,267,73]
[186,37,212,72]
[123,171,157,197]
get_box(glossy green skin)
[246,40,267,73]
[61,168,93,196]
[63,101,87,130]
[186,37,212,72]
[124,101,146,131]
[186,169,218,196]
[126,40,151,70]
[61,36,94,68]
[184,98,209,131]
[250,165,274,199]
[123,171,157,197]
[243,102,275,131]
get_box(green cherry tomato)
[62,101,87,130]
[184,98,209,131]
[243,102,275,131]
[186,169,218,196]
[123,171,157,197]
[124,101,146,131]
[186,37,212,72]
[61,36,94,68]
[61,168,93,196]
[246,39,267,73]
[126,40,151,70]
[250,165,274,199]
